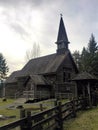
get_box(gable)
[57,50,78,73]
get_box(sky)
[0,0,98,75]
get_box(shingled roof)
[19,52,68,76]
[6,50,78,83]
[5,53,66,83]
[6,70,21,83]
[72,72,97,81]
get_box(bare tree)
[25,43,41,62]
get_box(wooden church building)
[5,16,78,100]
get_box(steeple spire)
[56,15,70,54]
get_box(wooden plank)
[31,114,57,129]
[0,118,26,130]
[0,98,88,130]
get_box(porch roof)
[72,72,98,81]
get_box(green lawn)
[0,98,19,126]
[0,98,56,126]
[64,107,98,130]
[1,98,98,130]
[0,98,68,127]
[0,98,15,106]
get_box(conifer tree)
[87,34,98,74]
[80,47,89,72]
[0,53,9,80]
[73,34,98,76]
[75,34,98,75]
[87,34,97,55]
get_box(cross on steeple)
[56,15,70,54]
[60,13,63,17]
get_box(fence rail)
[0,98,88,130]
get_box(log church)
[5,16,78,100]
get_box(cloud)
[10,23,29,39]
[0,0,49,9]
[0,0,98,74]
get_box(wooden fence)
[0,98,88,130]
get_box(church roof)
[6,50,78,83]
[19,52,68,76]
[56,16,69,44]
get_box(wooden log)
[58,101,63,130]
[55,101,63,130]
[40,104,43,111]
[20,109,26,130]
[26,111,32,130]
[71,99,76,118]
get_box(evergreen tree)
[0,53,9,80]
[72,34,98,76]
[77,34,98,75]
[87,34,97,55]
[80,47,89,72]
[87,34,98,74]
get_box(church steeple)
[56,15,70,54]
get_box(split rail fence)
[0,98,88,130]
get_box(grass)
[1,98,98,130]
[0,98,56,126]
[64,107,98,130]
[0,98,69,127]
[0,98,19,126]
[0,109,19,126]
[0,98,15,106]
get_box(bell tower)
[56,15,70,54]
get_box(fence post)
[20,109,26,130]
[71,99,76,118]
[54,99,58,107]
[58,101,63,130]
[55,101,63,130]
[40,104,44,129]
[40,103,43,111]
[54,99,58,130]
[26,111,32,130]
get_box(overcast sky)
[0,0,98,74]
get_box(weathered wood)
[20,109,26,130]
[40,104,43,111]
[71,99,76,118]
[54,99,58,106]
[57,101,63,130]
[87,82,92,108]
[55,101,63,130]
[0,98,89,130]
[34,104,44,130]
[26,111,32,130]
